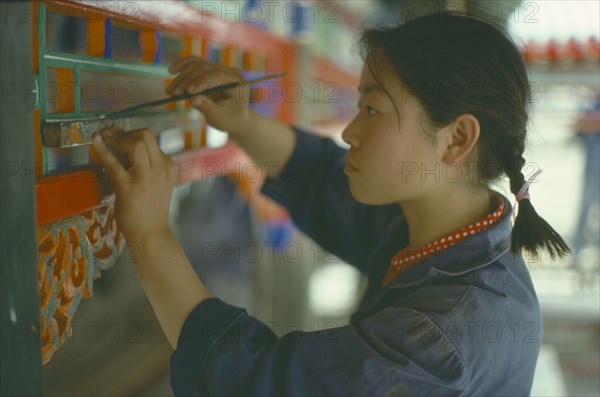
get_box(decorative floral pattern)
[37,203,125,364]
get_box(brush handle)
[103,73,286,118]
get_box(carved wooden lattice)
[38,204,124,364]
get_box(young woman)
[92,11,570,396]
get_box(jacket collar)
[355,193,514,316]
[388,192,513,289]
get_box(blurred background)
[41,1,599,396]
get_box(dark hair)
[359,11,571,260]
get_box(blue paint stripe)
[104,18,112,58]
[210,46,220,62]
[154,31,163,64]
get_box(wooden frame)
[1,1,43,393]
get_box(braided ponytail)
[507,152,571,259]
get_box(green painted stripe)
[37,3,48,168]
[44,108,190,121]
[44,52,170,77]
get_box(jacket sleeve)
[259,126,407,272]
[170,297,469,396]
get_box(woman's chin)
[348,184,398,206]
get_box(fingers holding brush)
[92,127,127,184]
[167,55,242,95]
[92,127,177,241]
[166,56,252,133]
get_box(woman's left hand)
[92,127,177,243]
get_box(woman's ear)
[441,114,480,164]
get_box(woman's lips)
[344,155,359,173]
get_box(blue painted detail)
[244,0,266,30]
[291,1,311,39]
[154,31,163,64]
[260,218,295,250]
[210,46,220,62]
[104,19,112,58]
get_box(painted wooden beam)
[36,142,249,226]
[40,111,194,148]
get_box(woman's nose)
[341,117,360,148]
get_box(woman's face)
[341,55,446,206]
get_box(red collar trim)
[382,199,505,288]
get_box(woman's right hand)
[166,56,253,133]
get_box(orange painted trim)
[223,46,236,67]
[184,130,193,150]
[87,16,106,57]
[140,30,158,63]
[242,51,252,71]
[255,53,267,73]
[273,46,297,125]
[36,143,250,225]
[36,170,104,226]
[200,38,208,59]
[55,68,75,113]
[242,51,266,72]
[182,36,193,57]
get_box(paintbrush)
[99,72,287,119]
[42,72,286,147]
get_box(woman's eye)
[366,106,377,116]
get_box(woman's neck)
[400,188,498,251]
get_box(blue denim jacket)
[170,126,542,396]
